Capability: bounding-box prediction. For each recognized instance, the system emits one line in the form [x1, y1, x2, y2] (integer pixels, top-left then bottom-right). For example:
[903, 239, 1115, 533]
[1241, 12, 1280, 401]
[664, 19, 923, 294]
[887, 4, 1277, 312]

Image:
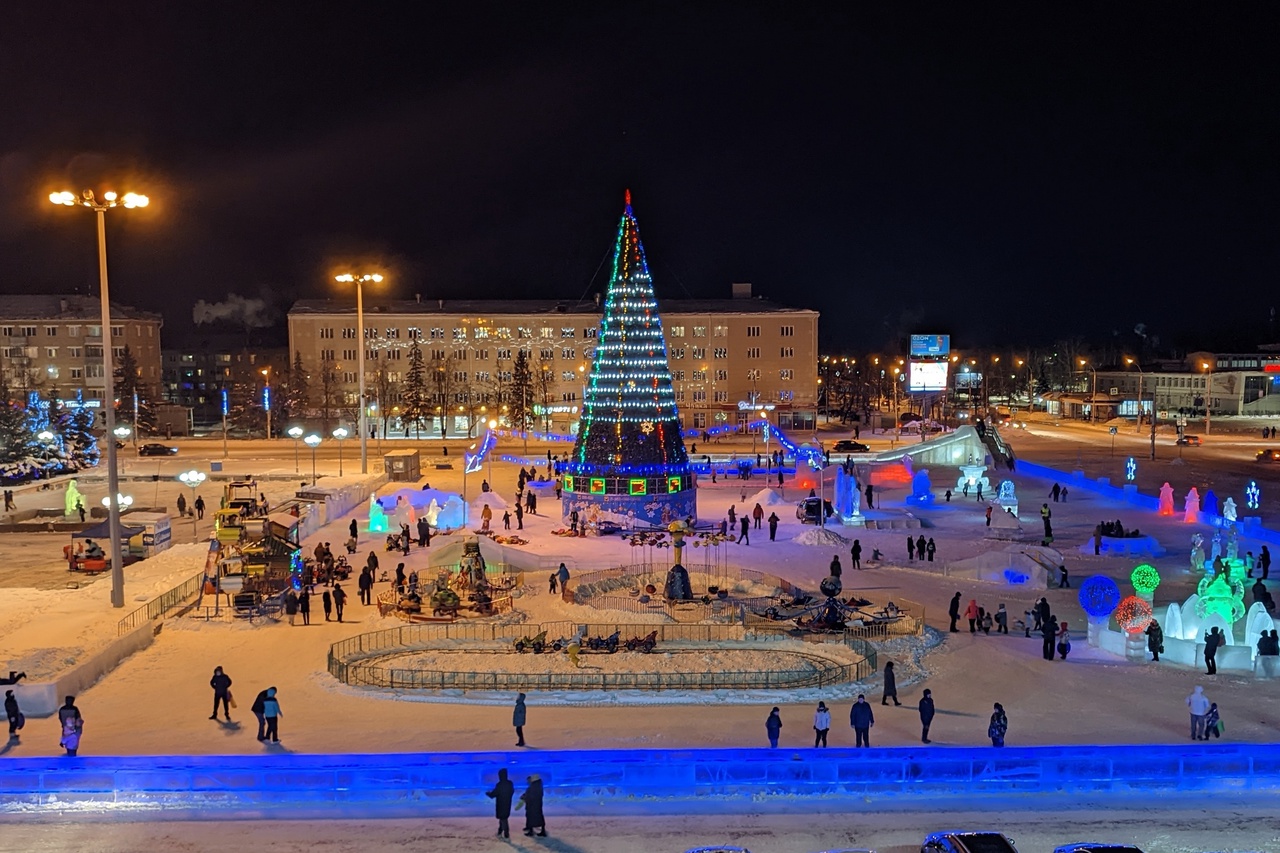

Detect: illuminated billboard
[908, 360, 950, 392]
[910, 334, 951, 357]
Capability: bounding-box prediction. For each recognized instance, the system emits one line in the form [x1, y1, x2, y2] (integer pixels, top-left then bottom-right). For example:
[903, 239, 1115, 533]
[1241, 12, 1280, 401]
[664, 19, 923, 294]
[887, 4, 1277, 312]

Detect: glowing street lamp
[50, 188, 148, 608]
[287, 426, 304, 474]
[332, 426, 349, 476]
[1200, 361, 1213, 435]
[486, 419, 498, 483]
[260, 368, 272, 439]
[304, 433, 322, 485]
[101, 493, 133, 510]
[177, 469, 206, 537]
[113, 425, 132, 478]
[335, 273, 383, 475]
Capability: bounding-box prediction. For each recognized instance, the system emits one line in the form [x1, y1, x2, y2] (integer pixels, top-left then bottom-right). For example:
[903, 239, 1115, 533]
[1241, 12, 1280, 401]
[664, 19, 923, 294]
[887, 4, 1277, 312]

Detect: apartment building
[0, 295, 162, 420]
[286, 284, 818, 437]
[161, 335, 289, 428]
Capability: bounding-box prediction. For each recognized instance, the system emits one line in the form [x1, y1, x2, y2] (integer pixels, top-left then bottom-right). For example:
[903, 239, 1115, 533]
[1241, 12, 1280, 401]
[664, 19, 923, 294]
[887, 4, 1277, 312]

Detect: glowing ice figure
[1195, 567, 1245, 626]
[1125, 457, 1137, 481]
[368, 495, 389, 533]
[1183, 487, 1200, 523]
[1190, 533, 1205, 574]
[1202, 489, 1218, 519]
[1245, 483, 1259, 512]
[1226, 525, 1239, 562]
[64, 479, 84, 517]
[1209, 530, 1222, 565]
[1228, 493, 1243, 519]
[1164, 602, 1184, 641]
[1158, 482, 1175, 516]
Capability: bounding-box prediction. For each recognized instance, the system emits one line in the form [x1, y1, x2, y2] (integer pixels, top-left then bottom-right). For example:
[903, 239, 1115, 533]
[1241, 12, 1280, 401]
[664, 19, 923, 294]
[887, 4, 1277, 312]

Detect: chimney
[415, 293, 422, 304]
[594, 292, 601, 308]
[732, 282, 753, 299]
[438, 298, 444, 309]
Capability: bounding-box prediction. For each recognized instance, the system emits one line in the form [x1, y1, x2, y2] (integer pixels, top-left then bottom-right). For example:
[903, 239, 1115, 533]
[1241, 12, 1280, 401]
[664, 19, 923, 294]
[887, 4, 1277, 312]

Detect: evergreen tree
[55, 404, 100, 470]
[0, 379, 38, 480]
[402, 340, 428, 438]
[317, 357, 339, 432]
[227, 380, 266, 435]
[282, 351, 310, 423]
[509, 349, 533, 432]
[113, 345, 158, 436]
[429, 350, 455, 436]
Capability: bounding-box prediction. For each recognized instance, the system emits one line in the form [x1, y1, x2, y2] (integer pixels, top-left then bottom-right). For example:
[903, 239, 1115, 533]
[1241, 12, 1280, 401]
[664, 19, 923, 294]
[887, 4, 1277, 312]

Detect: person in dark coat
[1041, 614, 1058, 661]
[322, 589, 333, 622]
[299, 588, 311, 625]
[58, 696, 83, 755]
[850, 540, 862, 569]
[358, 567, 373, 606]
[486, 768, 515, 839]
[948, 592, 962, 633]
[513, 692, 527, 746]
[1204, 626, 1223, 674]
[768, 512, 779, 541]
[988, 702, 1008, 747]
[765, 707, 782, 748]
[915, 534, 926, 562]
[739, 516, 750, 545]
[1036, 597, 1051, 629]
[906, 536, 915, 561]
[829, 555, 842, 578]
[417, 517, 429, 547]
[250, 688, 270, 740]
[1146, 619, 1164, 661]
[5, 689, 21, 739]
[849, 694, 875, 747]
[881, 661, 900, 706]
[519, 774, 546, 837]
[864, 483, 874, 509]
[209, 666, 232, 721]
[918, 688, 935, 743]
[925, 538, 936, 562]
[332, 583, 347, 622]
[395, 563, 407, 594]
[349, 518, 358, 540]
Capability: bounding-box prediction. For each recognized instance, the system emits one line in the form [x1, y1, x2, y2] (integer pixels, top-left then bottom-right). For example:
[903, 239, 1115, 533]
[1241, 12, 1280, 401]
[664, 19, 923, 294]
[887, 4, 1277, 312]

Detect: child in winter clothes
[1203, 703, 1222, 740]
[765, 707, 782, 748]
[980, 610, 993, 635]
[1057, 621, 1072, 659]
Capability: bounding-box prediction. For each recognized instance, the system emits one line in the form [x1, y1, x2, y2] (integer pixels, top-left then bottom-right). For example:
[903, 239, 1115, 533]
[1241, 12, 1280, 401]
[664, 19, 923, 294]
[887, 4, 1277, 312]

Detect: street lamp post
[1126, 358, 1145, 435]
[113, 425, 131, 479]
[288, 426, 304, 474]
[261, 368, 272, 440]
[50, 189, 148, 608]
[178, 470, 206, 539]
[487, 419, 498, 485]
[332, 426, 348, 477]
[1079, 359, 1097, 423]
[1201, 361, 1213, 435]
[335, 273, 383, 475]
[304, 434, 322, 485]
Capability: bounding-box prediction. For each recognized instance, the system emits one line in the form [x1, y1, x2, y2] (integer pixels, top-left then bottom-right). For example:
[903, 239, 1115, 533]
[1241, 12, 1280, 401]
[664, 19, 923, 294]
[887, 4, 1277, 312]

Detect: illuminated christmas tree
[563, 191, 696, 525]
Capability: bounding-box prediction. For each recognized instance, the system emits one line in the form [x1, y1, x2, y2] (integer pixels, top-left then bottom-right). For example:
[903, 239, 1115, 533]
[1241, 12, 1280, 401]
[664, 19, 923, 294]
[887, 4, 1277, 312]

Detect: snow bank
[471, 491, 509, 511]
[747, 488, 788, 507]
[793, 527, 851, 548]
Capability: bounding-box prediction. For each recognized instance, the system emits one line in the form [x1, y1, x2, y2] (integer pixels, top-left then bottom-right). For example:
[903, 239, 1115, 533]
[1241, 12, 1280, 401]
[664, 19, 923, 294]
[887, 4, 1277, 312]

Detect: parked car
[1256, 448, 1280, 463]
[922, 831, 1018, 853]
[1176, 434, 1202, 446]
[833, 440, 870, 453]
[138, 443, 179, 457]
[1053, 845, 1144, 853]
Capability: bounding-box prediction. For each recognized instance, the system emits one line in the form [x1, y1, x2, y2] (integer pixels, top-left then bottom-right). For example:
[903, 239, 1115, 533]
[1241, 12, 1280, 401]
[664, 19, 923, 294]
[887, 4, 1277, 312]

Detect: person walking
[58, 695, 83, 756]
[349, 517, 358, 541]
[299, 587, 311, 626]
[925, 538, 936, 562]
[728, 505, 736, 527]
[739, 516, 750, 546]
[1146, 618, 1164, 662]
[518, 774, 547, 837]
[948, 592, 962, 633]
[994, 603, 1008, 634]
[557, 563, 570, 592]
[812, 701, 830, 748]
[395, 563, 407, 594]
[965, 599, 979, 633]
[176, 493, 187, 518]
[829, 555, 842, 578]
[285, 589, 299, 625]
[401, 523, 412, 556]
[851, 539, 862, 569]
[768, 512, 779, 541]
[366, 551, 380, 581]
[417, 516, 429, 547]
[987, 702, 1008, 747]
[486, 768, 515, 839]
[194, 495, 205, 520]
[332, 583, 347, 622]
[906, 536, 915, 561]
[5, 689, 22, 740]
[513, 692, 528, 746]
[322, 589, 333, 622]
[262, 687, 281, 743]
[1186, 685, 1210, 740]
[753, 503, 764, 530]
[864, 484, 874, 509]
[918, 689, 935, 744]
[1040, 504, 1052, 538]
[985, 505, 993, 527]
[1057, 620, 1072, 660]
[1050, 483, 1061, 502]
[209, 666, 233, 721]
[881, 661, 901, 706]
[481, 503, 493, 532]
[549, 573, 558, 594]
[849, 694, 874, 747]
[1058, 565, 1070, 588]
[1203, 703, 1222, 740]
[1041, 614, 1059, 661]
[765, 707, 782, 748]
[514, 502, 524, 530]
[358, 567, 372, 606]
[1204, 626, 1223, 674]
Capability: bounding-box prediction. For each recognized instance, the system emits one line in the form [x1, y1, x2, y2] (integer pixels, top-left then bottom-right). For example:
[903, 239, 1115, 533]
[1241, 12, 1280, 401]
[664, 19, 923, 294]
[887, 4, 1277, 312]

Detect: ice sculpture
[1184, 487, 1200, 523]
[1158, 482, 1175, 516]
[1223, 497, 1238, 523]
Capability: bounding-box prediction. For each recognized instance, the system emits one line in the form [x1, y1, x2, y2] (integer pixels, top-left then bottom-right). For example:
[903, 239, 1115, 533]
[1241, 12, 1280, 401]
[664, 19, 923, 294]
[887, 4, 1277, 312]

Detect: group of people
[947, 593, 1068, 658]
[905, 534, 937, 562]
[767, 688, 1007, 749]
[283, 582, 347, 624]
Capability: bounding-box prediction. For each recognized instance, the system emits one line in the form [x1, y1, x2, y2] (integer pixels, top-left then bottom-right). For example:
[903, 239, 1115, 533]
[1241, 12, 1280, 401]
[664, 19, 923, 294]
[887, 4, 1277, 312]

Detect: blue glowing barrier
[752, 422, 823, 470]
[1078, 575, 1122, 619]
[2, 743, 1276, 817]
[464, 430, 497, 475]
[1002, 569, 1030, 584]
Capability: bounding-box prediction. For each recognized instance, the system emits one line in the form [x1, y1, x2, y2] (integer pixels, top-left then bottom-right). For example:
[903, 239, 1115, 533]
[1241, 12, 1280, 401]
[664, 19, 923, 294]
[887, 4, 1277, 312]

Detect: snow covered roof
[0, 295, 161, 322]
[288, 297, 814, 317]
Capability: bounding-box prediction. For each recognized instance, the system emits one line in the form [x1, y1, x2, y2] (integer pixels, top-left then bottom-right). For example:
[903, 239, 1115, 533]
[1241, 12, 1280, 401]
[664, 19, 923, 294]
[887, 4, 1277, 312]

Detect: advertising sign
[908, 360, 950, 392]
[909, 334, 951, 357]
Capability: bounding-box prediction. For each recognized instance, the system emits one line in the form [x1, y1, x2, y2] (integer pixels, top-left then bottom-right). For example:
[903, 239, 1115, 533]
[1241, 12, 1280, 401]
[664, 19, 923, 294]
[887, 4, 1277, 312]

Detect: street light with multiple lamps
[50, 188, 149, 609]
[287, 426, 304, 474]
[177, 470, 206, 538]
[113, 425, 131, 478]
[1200, 361, 1213, 435]
[335, 273, 383, 476]
[304, 433, 322, 485]
[332, 426, 349, 476]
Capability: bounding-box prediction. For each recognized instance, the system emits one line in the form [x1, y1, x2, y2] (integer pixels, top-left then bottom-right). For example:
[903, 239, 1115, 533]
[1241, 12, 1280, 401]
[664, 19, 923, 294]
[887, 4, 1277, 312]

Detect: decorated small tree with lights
[562, 191, 696, 526]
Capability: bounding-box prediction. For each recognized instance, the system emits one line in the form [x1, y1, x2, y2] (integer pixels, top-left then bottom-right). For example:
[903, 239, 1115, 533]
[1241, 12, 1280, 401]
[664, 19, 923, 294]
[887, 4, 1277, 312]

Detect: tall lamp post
[178, 470, 206, 539]
[1125, 357, 1145, 435]
[304, 433, 322, 485]
[260, 368, 272, 440]
[1201, 361, 1213, 435]
[1079, 359, 1097, 423]
[335, 273, 383, 475]
[113, 425, 132, 479]
[50, 188, 148, 609]
[332, 426, 349, 476]
[288, 426, 304, 474]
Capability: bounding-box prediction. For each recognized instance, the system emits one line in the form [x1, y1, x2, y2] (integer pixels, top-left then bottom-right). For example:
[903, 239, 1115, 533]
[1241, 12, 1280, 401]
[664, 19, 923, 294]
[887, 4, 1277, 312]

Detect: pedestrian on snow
[557, 563, 570, 590]
[358, 567, 372, 606]
[925, 538, 936, 562]
[739, 516, 750, 545]
[1146, 619, 1164, 661]
[945, 489, 952, 502]
[1037, 597, 1051, 629]
[906, 536, 915, 561]
[1203, 703, 1222, 740]
[299, 588, 311, 625]
[401, 523, 412, 555]
[948, 592, 962, 633]
[1260, 545, 1272, 579]
[549, 573, 558, 594]
[5, 689, 22, 739]
[768, 513, 779, 541]
[194, 495, 205, 519]
[1040, 504, 1053, 538]
[1057, 620, 1072, 659]
[1058, 565, 1070, 588]
[1041, 614, 1059, 661]
[1204, 626, 1223, 674]
[332, 583, 347, 622]
[1061, 486, 1068, 501]
[995, 603, 1008, 634]
[209, 666, 233, 721]
[813, 702, 831, 747]
[915, 534, 926, 561]
[1051, 483, 1061, 502]
[976, 482, 984, 501]
[881, 661, 900, 706]
[58, 695, 83, 756]
[77, 500, 86, 523]
[766, 707, 782, 748]
[988, 703, 1008, 747]
[349, 518, 358, 540]
[865, 484, 874, 509]
[514, 502, 523, 530]
[829, 555, 842, 578]
[322, 589, 333, 622]
[963, 482, 971, 499]
[177, 493, 187, 517]
[250, 688, 269, 740]
[1187, 685, 1210, 740]
[728, 505, 736, 526]
[481, 503, 493, 531]
[395, 563, 407, 593]
[965, 599, 979, 633]
[285, 589, 299, 625]
[981, 609, 994, 635]
[502, 510, 511, 530]
[849, 694, 875, 747]
[513, 692, 527, 746]
[851, 539, 862, 569]
[985, 505, 993, 527]
[262, 687, 281, 743]
[366, 550, 379, 579]
[518, 774, 547, 837]
[417, 516, 429, 547]
[753, 503, 764, 529]
[918, 689, 935, 743]
[487, 768, 515, 839]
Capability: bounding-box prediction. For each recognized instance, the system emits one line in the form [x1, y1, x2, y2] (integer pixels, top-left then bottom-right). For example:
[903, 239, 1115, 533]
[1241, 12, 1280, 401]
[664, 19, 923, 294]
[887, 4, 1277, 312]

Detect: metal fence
[117, 571, 206, 636]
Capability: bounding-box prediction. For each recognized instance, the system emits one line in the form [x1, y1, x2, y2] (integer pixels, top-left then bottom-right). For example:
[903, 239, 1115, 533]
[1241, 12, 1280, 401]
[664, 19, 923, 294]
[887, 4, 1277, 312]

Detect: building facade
[161, 335, 289, 429]
[0, 295, 162, 422]
[286, 285, 819, 438]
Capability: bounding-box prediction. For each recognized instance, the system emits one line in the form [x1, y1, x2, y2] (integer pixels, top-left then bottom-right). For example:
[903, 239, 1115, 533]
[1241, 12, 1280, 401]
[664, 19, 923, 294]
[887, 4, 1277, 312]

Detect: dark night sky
[2, 2, 1278, 350]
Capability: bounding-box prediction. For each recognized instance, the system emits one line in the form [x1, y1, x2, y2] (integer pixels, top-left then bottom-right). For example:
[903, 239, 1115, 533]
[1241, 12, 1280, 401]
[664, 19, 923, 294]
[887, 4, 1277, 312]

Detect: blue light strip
[464, 430, 498, 474]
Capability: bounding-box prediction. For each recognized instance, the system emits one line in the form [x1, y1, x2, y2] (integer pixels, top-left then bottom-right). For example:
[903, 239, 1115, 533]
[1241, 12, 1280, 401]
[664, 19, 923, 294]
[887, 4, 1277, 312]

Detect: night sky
[3, 3, 1277, 350]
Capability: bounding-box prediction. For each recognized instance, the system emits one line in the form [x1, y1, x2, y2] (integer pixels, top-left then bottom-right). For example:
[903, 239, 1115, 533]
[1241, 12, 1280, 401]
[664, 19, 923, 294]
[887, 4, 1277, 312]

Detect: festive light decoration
[1078, 575, 1122, 619]
[464, 430, 498, 475]
[1114, 595, 1154, 634]
[564, 191, 695, 523]
[1125, 457, 1137, 481]
[1247, 480, 1261, 511]
[1195, 567, 1245, 625]
[749, 420, 823, 469]
[1130, 564, 1161, 595]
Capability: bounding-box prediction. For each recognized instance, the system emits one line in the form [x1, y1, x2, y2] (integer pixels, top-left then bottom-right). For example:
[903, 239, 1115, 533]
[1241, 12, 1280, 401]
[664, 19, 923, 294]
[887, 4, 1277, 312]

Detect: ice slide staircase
[868, 425, 1001, 468]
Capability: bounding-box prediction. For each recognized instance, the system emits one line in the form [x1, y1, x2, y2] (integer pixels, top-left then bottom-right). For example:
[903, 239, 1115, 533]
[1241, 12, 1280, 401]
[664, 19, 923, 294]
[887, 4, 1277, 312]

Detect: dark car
[1257, 448, 1280, 463]
[833, 440, 870, 453]
[922, 831, 1018, 853]
[1176, 435, 1202, 446]
[1052, 845, 1143, 853]
[138, 443, 179, 457]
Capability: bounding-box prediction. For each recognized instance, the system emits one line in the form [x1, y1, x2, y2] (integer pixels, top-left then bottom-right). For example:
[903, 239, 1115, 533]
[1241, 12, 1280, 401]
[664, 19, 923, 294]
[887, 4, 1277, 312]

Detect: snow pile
[747, 488, 789, 507]
[470, 491, 508, 511]
[793, 527, 851, 548]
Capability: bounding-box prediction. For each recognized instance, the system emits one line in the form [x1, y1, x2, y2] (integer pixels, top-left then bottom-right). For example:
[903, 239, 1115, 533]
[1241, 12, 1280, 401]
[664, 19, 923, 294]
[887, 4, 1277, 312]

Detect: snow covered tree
[281, 351, 310, 424]
[55, 403, 100, 470]
[113, 345, 157, 436]
[509, 349, 533, 432]
[227, 380, 266, 435]
[402, 340, 428, 438]
[0, 381, 39, 481]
